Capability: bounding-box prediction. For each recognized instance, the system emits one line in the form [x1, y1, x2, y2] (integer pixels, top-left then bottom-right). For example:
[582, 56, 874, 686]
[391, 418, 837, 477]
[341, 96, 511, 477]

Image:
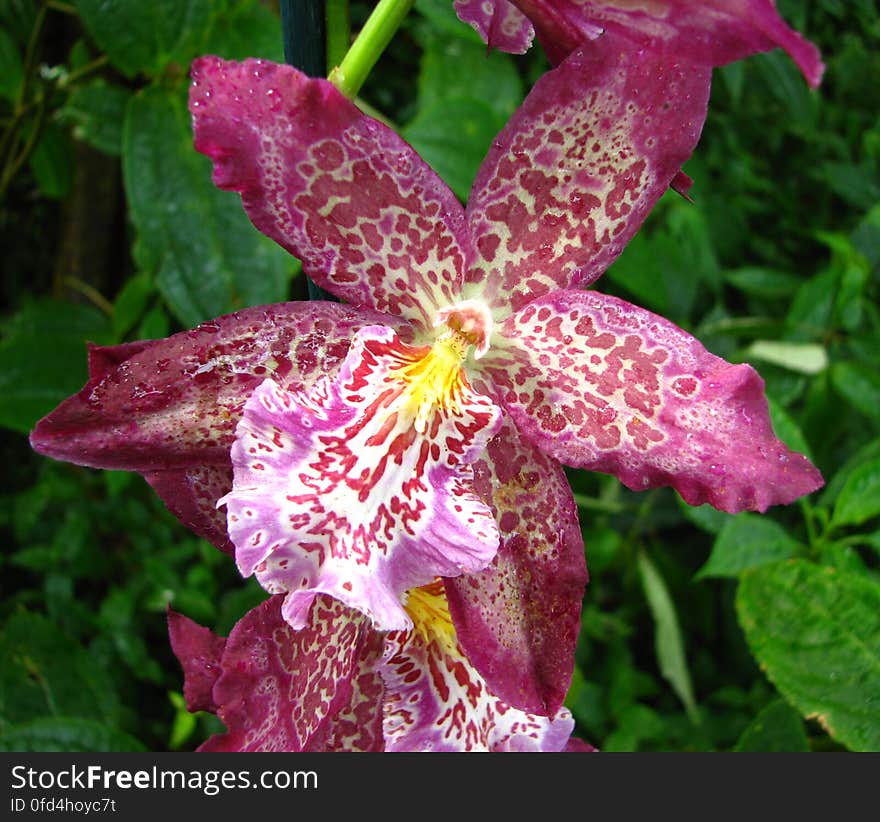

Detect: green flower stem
[328, 0, 414, 99]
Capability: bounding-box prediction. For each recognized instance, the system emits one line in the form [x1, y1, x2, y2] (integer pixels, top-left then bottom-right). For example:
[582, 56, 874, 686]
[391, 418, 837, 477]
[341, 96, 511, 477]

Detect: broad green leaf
[62, 81, 131, 156]
[0, 299, 112, 434]
[737, 560, 880, 752]
[696, 514, 802, 580]
[201, 0, 284, 62]
[123, 85, 294, 327]
[637, 552, 699, 722]
[402, 97, 501, 202]
[0, 612, 120, 725]
[0, 718, 145, 752]
[723, 266, 803, 299]
[733, 699, 810, 752]
[74, 0, 214, 78]
[418, 37, 523, 122]
[744, 340, 828, 375]
[830, 362, 880, 425]
[831, 458, 880, 528]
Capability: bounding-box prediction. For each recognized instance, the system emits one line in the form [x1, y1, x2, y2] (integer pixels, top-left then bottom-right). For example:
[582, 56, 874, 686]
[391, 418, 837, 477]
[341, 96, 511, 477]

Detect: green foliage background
[1, 0, 878, 751]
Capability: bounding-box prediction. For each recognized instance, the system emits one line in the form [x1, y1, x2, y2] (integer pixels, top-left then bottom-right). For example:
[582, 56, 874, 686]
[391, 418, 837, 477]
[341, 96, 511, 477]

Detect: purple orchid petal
[512, 0, 824, 86]
[29, 302, 400, 550]
[381, 582, 578, 751]
[453, 0, 535, 54]
[167, 609, 226, 713]
[190, 57, 471, 332]
[463, 33, 710, 314]
[483, 289, 823, 513]
[222, 325, 503, 632]
[444, 416, 586, 716]
[190, 595, 380, 752]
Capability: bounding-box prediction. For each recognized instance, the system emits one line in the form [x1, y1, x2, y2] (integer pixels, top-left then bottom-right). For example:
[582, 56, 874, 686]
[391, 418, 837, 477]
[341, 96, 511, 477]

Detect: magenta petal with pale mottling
[222, 325, 503, 632]
[196, 596, 381, 752]
[483, 290, 823, 513]
[167, 609, 226, 713]
[381, 586, 577, 751]
[444, 416, 586, 716]
[453, 0, 534, 54]
[463, 34, 710, 314]
[511, 0, 824, 86]
[29, 302, 399, 550]
[190, 56, 471, 333]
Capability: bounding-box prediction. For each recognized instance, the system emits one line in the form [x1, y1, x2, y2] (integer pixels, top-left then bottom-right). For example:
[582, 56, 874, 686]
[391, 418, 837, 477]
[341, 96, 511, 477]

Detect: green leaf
[676, 498, 733, 535]
[402, 97, 501, 202]
[112, 271, 155, 339]
[830, 362, 880, 425]
[61, 81, 131, 156]
[28, 124, 74, 199]
[201, 0, 284, 62]
[743, 340, 828, 375]
[74, 0, 214, 78]
[696, 514, 802, 580]
[0, 612, 120, 725]
[723, 266, 803, 300]
[0, 299, 112, 434]
[0, 27, 23, 102]
[637, 552, 699, 722]
[733, 699, 810, 751]
[123, 85, 293, 327]
[737, 560, 880, 751]
[831, 458, 880, 528]
[767, 395, 814, 460]
[0, 718, 145, 752]
[418, 37, 523, 122]
[414, 0, 483, 42]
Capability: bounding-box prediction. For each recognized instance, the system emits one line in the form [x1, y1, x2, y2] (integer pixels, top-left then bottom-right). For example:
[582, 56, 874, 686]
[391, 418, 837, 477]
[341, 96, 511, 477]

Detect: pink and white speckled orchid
[455, 0, 824, 86]
[29, 31, 823, 720]
[168, 581, 593, 751]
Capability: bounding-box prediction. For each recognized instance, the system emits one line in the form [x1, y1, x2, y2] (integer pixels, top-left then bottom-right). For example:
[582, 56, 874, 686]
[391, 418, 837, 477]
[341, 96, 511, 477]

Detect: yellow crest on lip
[395, 336, 467, 434]
[404, 580, 457, 652]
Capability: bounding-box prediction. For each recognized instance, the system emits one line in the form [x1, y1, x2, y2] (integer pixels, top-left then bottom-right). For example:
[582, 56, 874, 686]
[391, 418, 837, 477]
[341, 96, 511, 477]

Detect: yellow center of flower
[397, 335, 467, 434]
[404, 580, 458, 652]
[394, 299, 495, 434]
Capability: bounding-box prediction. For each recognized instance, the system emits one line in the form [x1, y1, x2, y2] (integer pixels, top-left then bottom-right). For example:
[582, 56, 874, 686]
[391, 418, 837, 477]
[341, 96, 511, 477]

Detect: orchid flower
[168, 580, 594, 751]
[30, 32, 822, 717]
[454, 0, 824, 87]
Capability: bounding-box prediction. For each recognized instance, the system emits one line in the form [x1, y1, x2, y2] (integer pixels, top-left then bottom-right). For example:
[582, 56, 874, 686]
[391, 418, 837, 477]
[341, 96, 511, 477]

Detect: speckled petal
[190, 56, 470, 332]
[381, 582, 577, 751]
[444, 416, 586, 716]
[29, 302, 401, 550]
[463, 33, 710, 315]
[512, 0, 824, 86]
[193, 595, 380, 752]
[222, 326, 503, 632]
[167, 609, 227, 713]
[453, 0, 534, 54]
[482, 289, 824, 513]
